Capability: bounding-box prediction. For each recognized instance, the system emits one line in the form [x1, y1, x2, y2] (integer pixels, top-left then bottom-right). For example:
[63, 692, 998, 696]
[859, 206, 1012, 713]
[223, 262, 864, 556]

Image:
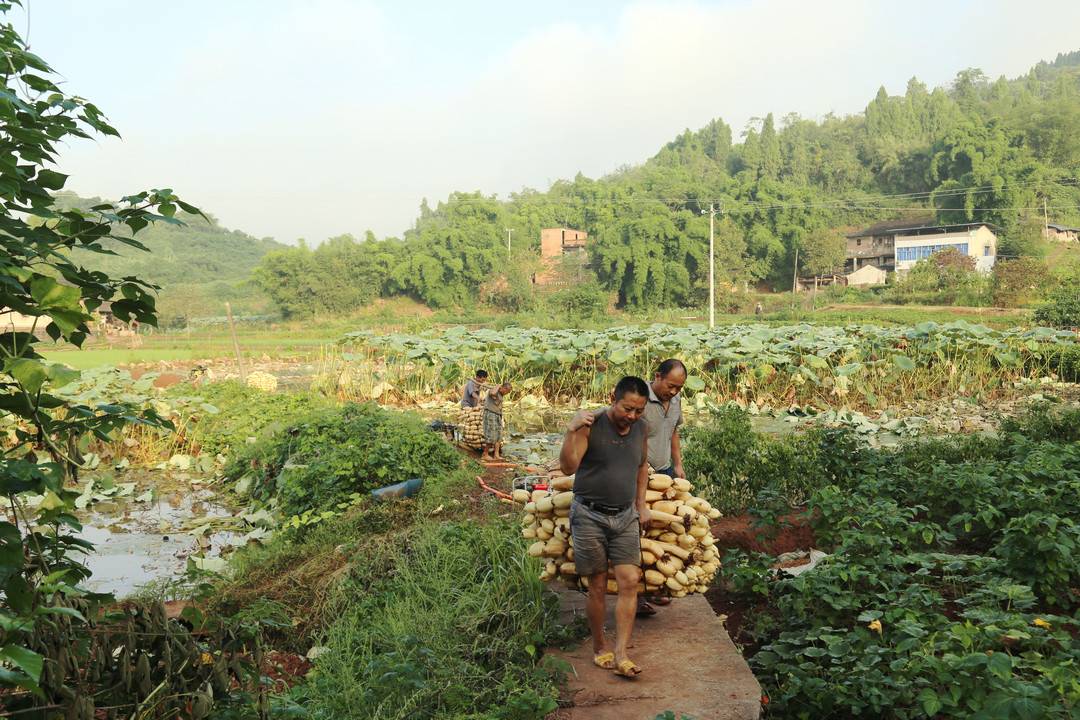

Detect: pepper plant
[0, 0, 202, 704]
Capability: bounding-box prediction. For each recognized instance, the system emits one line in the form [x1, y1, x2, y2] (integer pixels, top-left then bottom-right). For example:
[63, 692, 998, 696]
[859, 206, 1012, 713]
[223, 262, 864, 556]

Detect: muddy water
[77, 490, 240, 597]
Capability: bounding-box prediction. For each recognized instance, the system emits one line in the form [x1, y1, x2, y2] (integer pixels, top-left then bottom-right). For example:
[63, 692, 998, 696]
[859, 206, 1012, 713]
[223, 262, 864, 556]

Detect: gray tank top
[573, 410, 644, 507]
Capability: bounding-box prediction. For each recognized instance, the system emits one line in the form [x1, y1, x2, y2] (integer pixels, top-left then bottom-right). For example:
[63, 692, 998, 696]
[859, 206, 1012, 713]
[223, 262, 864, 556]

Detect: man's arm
[670, 428, 684, 479]
[559, 411, 595, 475]
[636, 435, 651, 528]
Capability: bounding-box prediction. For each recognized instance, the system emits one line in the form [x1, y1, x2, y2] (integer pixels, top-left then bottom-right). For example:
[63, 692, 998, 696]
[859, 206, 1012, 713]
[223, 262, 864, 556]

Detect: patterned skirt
[483, 410, 503, 443]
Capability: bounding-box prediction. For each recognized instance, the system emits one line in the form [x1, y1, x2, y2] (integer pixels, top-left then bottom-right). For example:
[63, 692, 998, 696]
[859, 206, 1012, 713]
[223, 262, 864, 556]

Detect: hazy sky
[15, 0, 1080, 243]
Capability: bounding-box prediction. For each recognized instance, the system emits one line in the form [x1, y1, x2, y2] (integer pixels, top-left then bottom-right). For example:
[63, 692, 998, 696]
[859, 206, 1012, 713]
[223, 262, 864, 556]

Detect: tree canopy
[254, 51, 1080, 315]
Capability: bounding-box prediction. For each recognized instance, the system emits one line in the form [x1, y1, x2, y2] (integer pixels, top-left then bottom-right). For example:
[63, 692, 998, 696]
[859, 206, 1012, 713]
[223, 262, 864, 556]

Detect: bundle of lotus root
[459, 406, 485, 448]
[515, 473, 722, 596]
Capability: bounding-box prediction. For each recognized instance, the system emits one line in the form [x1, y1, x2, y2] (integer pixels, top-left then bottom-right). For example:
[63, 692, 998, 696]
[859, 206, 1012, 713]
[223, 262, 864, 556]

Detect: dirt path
[819, 303, 1028, 317]
[547, 587, 762, 720]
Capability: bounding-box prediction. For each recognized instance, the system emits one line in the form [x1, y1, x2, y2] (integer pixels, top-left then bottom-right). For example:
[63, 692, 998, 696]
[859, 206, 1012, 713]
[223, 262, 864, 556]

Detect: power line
[420, 178, 1080, 215]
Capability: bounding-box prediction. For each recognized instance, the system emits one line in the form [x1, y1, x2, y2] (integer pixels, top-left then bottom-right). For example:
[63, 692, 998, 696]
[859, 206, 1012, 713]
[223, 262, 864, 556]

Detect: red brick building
[534, 228, 589, 286]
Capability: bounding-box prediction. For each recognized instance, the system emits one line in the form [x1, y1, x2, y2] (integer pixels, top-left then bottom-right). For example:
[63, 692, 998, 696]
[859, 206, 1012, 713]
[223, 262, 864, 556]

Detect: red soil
[710, 511, 816, 556]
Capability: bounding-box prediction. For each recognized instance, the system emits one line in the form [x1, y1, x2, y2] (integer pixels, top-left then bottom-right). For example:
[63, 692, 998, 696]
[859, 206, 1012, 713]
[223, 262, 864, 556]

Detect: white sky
[16, 0, 1080, 243]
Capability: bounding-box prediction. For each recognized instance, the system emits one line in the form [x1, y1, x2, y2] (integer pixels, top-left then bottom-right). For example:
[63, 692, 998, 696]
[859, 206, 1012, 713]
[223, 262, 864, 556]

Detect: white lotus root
[459, 406, 485, 448]
[517, 473, 723, 597]
[245, 371, 278, 393]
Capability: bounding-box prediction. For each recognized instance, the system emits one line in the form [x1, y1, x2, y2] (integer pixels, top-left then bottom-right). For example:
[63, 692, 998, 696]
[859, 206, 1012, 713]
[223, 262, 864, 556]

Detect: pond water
[76, 488, 240, 597]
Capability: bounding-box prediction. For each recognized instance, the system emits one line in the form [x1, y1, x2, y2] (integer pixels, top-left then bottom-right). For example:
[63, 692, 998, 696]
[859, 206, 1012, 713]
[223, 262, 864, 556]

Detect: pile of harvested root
[514, 473, 722, 596]
[459, 406, 484, 448]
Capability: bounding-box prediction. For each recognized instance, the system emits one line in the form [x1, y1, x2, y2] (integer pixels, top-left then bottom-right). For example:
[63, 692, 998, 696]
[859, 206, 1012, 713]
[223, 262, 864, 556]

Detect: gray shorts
[569, 500, 641, 576]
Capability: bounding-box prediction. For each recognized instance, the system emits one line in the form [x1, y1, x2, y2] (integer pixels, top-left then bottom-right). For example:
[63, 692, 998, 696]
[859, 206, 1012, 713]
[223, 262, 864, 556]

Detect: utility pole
[505, 228, 514, 261]
[224, 301, 245, 382]
[791, 246, 799, 295]
[1043, 197, 1050, 240]
[708, 204, 716, 328]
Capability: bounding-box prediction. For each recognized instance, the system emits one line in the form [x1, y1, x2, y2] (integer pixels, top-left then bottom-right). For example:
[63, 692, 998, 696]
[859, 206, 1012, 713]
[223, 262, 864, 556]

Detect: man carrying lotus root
[559, 375, 651, 679]
[637, 357, 687, 617]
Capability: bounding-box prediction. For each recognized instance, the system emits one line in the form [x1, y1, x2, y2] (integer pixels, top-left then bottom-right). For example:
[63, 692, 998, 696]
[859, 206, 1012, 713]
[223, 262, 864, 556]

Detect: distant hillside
[56, 191, 285, 287]
[252, 48, 1080, 315]
[53, 192, 285, 323]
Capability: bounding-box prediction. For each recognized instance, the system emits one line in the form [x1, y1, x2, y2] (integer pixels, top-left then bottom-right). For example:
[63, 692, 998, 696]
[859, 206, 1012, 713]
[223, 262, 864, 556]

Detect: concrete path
[546, 588, 762, 720]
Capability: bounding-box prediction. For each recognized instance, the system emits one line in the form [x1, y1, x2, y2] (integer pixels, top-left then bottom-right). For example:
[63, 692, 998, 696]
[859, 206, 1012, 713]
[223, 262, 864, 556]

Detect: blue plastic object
[370, 478, 424, 500]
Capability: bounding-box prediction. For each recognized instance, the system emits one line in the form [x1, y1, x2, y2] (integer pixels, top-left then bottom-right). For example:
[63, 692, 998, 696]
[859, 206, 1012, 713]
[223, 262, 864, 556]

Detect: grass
[294, 520, 569, 720]
[209, 461, 575, 720]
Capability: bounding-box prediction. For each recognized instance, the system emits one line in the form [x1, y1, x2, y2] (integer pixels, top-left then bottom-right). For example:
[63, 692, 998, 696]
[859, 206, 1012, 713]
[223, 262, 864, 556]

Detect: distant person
[754, 302, 763, 316]
[560, 375, 650, 679]
[481, 382, 512, 462]
[461, 369, 489, 408]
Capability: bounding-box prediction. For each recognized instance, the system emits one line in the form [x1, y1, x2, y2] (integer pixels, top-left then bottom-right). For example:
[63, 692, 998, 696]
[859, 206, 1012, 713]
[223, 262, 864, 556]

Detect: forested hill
[255, 49, 1080, 316]
[56, 191, 285, 287]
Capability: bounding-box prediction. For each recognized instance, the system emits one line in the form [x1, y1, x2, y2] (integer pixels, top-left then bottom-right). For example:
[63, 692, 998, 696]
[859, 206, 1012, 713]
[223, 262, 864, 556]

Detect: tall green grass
[296, 520, 571, 720]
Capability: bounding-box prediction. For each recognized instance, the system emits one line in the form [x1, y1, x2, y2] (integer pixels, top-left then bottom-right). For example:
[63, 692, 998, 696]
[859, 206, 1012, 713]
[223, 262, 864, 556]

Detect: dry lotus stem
[516, 472, 722, 596]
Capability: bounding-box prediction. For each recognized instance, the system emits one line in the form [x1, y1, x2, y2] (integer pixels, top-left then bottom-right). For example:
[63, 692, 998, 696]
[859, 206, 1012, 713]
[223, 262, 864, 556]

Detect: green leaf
[1009, 697, 1043, 720]
[29, 276, 80, 311]
[683, 375, 705, 392]
[987, 651, 1012, 679]
[892, 354, 916, 372]
[5, 358, 47, 395]
[38, 491, 64, 511]
[46, 364, 79, 389]
[918, 688, 942, 716]
[36, 606, 86, 623]
[0, 645, 44, 682]
[34, 169, 67, 191]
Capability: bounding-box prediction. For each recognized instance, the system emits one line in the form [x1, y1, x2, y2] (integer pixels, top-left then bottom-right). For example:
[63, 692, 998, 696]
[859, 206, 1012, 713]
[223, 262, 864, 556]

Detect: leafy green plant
[745, 407, 1080, 717]
[227, 403, 461, 516]
[0, 4, 241, 714]
[546, 281, 610, 319]
[1033, 281, 1080, 329]
[682, 406, 860, 514]
[340, 320, 1076, 409]
[175, 379, 331, 456]
[294, 520, 570, 720]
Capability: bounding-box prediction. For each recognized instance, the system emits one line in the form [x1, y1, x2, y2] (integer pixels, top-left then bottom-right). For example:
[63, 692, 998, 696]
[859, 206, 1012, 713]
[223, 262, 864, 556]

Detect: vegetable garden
[700, 405, 1080, 718]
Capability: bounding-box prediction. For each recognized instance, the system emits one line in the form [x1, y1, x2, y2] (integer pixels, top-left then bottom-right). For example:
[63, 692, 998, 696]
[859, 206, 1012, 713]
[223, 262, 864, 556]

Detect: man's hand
[673, 463, 685, 480]
[637, 505, 651, 530]
[567, 410, 596, 433]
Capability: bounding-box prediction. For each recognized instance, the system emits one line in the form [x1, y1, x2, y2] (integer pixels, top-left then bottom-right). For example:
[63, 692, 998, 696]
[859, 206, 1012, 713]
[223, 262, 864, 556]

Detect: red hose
[476, 475, 514, 501]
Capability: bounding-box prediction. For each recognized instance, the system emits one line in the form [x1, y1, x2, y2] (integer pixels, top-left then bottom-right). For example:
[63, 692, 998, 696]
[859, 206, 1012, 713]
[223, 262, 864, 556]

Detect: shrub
[481, 268, 537, 313]
[174, 380, 331, 456]
[682, 406, 858, 514]
[228, 403, 461, 516]
[1033, 282, 1080, 328]
[546, 281, 609, 319]
[990, 257, 1049, 307]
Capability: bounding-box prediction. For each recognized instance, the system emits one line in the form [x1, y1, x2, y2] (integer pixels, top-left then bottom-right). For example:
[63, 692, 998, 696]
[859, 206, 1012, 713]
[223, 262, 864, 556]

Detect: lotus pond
[340, 321, 1079, 408]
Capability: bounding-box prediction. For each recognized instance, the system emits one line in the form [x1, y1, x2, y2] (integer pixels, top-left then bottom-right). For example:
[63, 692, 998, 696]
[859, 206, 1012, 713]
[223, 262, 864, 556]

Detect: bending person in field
[636, 357, 687, 617]
[461, 369, 488, 408]
[481, 382, 511, 462]
[559, 376, 651, 679]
